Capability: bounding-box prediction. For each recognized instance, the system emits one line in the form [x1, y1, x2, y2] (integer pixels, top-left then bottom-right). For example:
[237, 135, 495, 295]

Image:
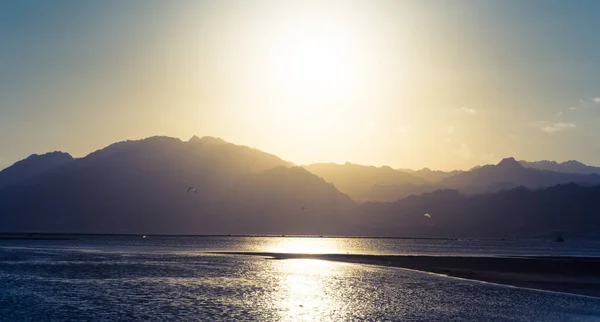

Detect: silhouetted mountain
[0, 152, 74, 188]
[2, 137, 600, 238]
[355, 183, 600, 238]
[0, 136, 351, 235]
[188, 135, 228, 145]
[358, 158, 600, 202]
[439, 157, 600, 191]
[520, 160, 600, 175]
[304, 163, 427, 201]
[363, 183, 439, 202]
[215, 166, 355, 235]
[407, 168, 463, 182]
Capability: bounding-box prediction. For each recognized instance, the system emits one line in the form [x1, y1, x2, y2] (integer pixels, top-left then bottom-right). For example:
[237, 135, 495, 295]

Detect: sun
[257, 9, 370, 143]
[209, 2, 400, 162]
[268, 27, 352, 100]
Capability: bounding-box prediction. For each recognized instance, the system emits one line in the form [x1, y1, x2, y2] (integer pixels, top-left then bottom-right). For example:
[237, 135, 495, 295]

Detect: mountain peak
[496, 157, 524, 169]
[188, 136, 228, 145]
[564, 160, 584, 166]
[519, 159, 600, 174]
[188, 135, 201, 142]
[23, 151, 73, 161]
[0, 151, 74, 188]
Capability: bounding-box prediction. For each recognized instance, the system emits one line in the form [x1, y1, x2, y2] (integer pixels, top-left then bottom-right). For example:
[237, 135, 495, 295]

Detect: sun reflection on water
[272, 259, 347, 321]
[265, 237, 344, 254]
[260, 238, 353, 320]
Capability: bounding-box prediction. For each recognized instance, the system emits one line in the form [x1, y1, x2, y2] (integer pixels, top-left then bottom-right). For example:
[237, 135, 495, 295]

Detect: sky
[1, 0, 600, 171]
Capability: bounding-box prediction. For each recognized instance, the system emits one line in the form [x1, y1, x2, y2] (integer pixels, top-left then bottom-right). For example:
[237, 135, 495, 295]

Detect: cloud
[448, 125, 455, 135]
[534, 121, 577, 133]
[568, 106, 577, 111]
[460, 107, 476, 114]
[593, 97, 600, 103]
[555, 111, 563, 116]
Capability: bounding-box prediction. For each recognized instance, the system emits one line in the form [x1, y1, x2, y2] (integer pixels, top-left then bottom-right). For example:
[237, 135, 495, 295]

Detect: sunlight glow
[207, 2, 407, 160]
[266, 237, 343, 254]
[266, 17, 357, 102]
[273, 259, 344, 321]
[259, 8, 372, 144]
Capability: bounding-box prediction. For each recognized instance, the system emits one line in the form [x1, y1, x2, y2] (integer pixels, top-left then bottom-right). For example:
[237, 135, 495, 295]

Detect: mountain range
[1, 135, 600, 238]
[519, 160, 600, 175]
[305, 157, 600, 202]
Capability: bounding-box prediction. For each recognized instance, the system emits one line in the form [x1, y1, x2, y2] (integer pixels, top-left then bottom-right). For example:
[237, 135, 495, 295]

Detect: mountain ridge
[0, 136, 349, 235]
[2, 136, 600, 238]
[520, 159, 600, 175]
[0, 151, 74, 188]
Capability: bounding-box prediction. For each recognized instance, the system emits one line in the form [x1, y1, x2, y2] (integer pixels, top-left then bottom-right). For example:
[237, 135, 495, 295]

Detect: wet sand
[214, 252, 600, 298]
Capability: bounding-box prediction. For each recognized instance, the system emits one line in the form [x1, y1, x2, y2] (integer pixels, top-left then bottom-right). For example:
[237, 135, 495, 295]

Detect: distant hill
[356, 157, 600, 202]
[215, 166, 355, 235]
[0, 152, 74, 188]
[439, 157, 600, 191]
[407, 168, 463, 182]
[520, 160, 600, 175]
[2, 136, 600, 238]
[355, 183, 600, 238]
[303, 163, 427, 201]
[0, 136, 352, 235]
[363, 183, 439, 202]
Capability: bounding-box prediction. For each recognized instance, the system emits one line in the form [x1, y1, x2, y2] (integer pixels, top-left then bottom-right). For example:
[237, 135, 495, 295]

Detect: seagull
[187, 187, 197, 193]
[301, 206, 308, 212]
[424, 213, 431, 218]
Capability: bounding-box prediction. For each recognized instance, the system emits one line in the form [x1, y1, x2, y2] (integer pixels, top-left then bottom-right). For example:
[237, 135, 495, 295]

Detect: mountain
[215, 166, 355, 235]
[303, 163, 427, 201]
[363, 183, 439, 202]
[3, 137, 600, 238]
[0, 151, 74, 188]
[520, 160, 600, 175]
[0, 136, 353, 235]
[304, 158, 600, 203]
[408, 168, 463, 182]
[439, 157, 600, 192]
[355, 183, 600, 238]
[359, 157, 600, 202]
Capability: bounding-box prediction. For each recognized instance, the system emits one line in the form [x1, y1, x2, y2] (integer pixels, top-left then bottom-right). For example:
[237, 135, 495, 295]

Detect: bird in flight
[301, 206, 308, 212]
[424, 213, 431, 218]
[187, 187, 197, 193]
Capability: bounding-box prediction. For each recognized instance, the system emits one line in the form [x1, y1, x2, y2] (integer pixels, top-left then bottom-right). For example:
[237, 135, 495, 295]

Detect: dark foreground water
[1, 236, 600, 321]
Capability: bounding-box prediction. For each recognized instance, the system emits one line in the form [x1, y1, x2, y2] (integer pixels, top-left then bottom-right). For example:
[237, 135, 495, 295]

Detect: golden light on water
[263, 238, 353, 319]
[265, 237, 344, 254]
[273, 259, 345, 321]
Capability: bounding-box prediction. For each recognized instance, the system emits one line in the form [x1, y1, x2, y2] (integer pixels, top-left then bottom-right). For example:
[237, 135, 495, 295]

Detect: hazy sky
[2, 0, 600, 171]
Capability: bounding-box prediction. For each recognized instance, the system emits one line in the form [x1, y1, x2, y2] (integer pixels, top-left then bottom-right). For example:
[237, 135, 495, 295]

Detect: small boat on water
[555, 235, 565, 243]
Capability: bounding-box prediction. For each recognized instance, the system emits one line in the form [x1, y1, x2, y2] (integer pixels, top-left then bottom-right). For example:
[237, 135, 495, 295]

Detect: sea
[1, 236, 600, 321]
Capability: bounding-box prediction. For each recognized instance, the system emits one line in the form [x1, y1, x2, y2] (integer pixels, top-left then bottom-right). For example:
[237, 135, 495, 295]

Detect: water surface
[1, 236, 600, 321]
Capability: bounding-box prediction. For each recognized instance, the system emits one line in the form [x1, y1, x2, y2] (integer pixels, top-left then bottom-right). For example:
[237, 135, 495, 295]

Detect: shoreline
[0, 233, 459, 240]
[213, 252, 600, 298]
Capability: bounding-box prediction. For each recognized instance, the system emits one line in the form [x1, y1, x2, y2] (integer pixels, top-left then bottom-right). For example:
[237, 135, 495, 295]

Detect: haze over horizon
[3, 134, 600, 173]
[3, 0, 600, 171]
